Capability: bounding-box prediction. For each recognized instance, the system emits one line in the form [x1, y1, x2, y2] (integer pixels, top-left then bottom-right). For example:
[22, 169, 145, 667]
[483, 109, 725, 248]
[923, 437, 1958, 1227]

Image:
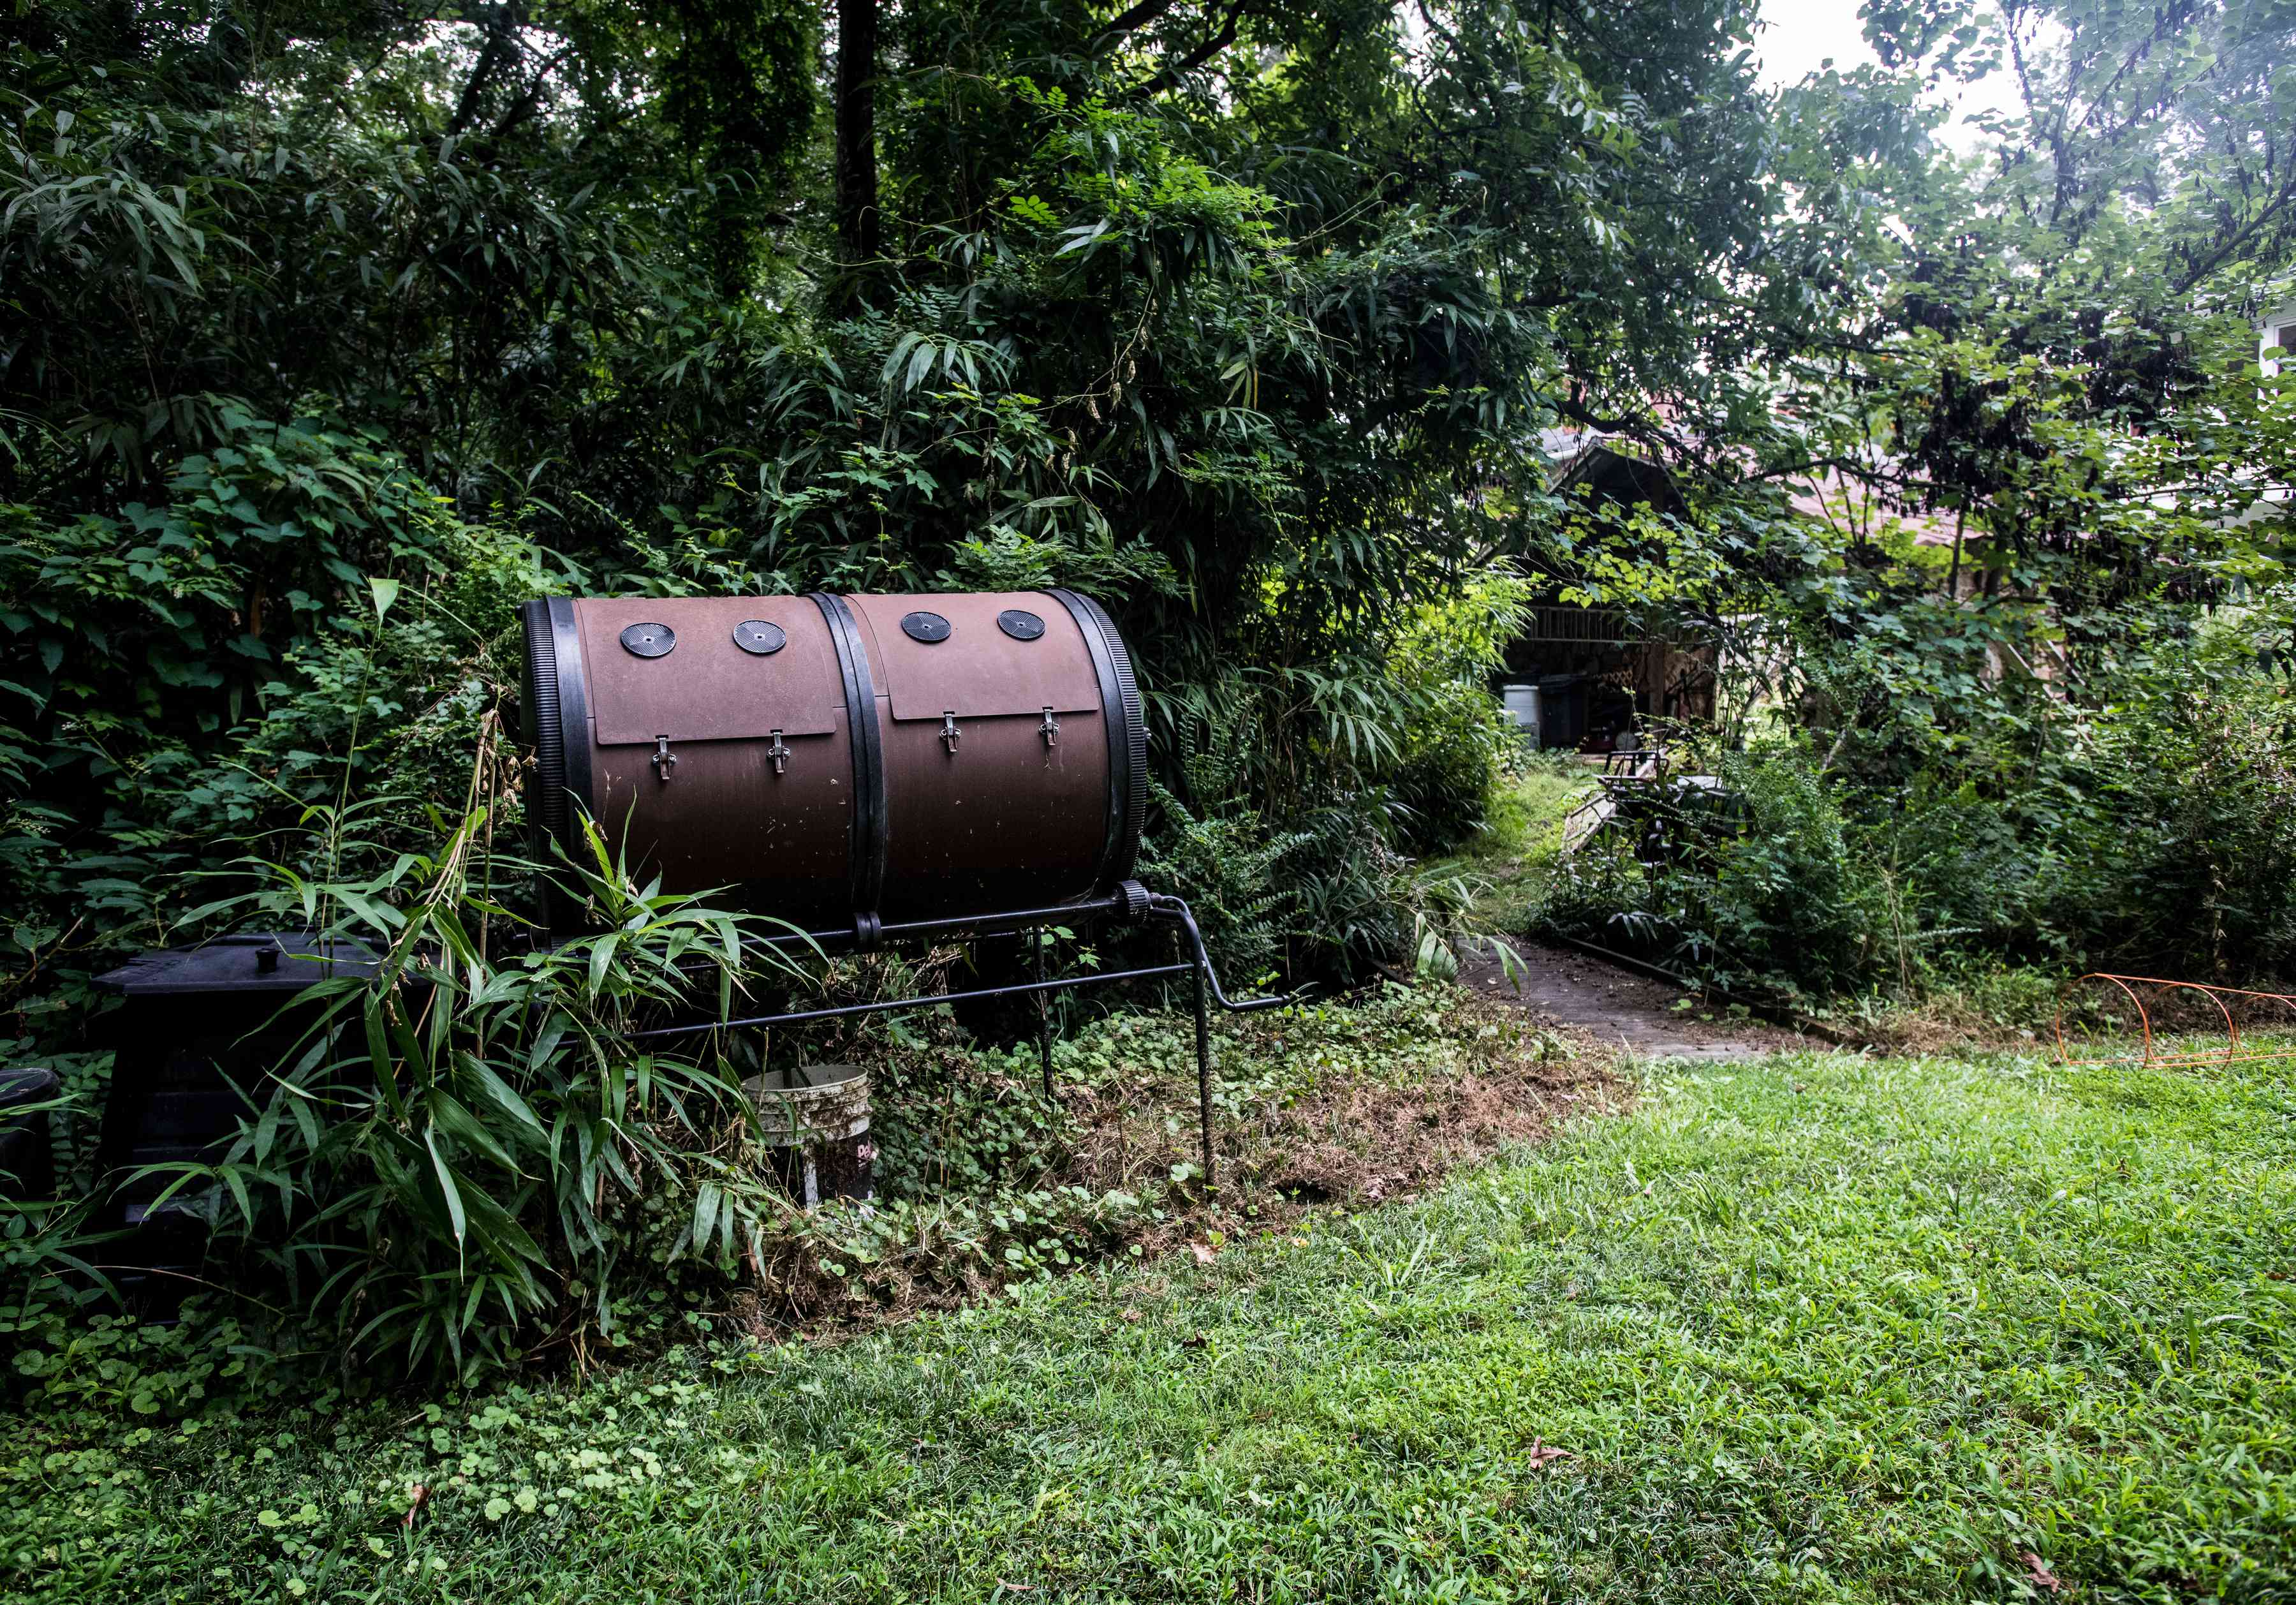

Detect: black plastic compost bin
[0, 1065, 59, 1200]
[91, 934, 376, 1303]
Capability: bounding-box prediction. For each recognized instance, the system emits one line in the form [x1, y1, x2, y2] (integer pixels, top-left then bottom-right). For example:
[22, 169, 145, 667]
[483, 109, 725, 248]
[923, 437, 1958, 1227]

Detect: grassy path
[24, 1046, 2296, 1602]
[1422, 764, 1593, 935]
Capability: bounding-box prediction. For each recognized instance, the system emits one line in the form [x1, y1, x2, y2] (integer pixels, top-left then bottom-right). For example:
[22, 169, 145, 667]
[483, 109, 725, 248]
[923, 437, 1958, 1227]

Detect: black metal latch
[767, 729, 790, 774]
[652, 735, 677, 781]
[1040, 707, 1058, 748]
[941, 711, 961, 754]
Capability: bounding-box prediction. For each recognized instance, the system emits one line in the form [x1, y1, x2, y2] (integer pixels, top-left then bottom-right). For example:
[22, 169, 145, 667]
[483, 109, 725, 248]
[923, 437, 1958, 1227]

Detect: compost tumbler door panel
[577, 596, 839, 745]
[834, 593, 1110, 916]
[872, 710, 1109, 917]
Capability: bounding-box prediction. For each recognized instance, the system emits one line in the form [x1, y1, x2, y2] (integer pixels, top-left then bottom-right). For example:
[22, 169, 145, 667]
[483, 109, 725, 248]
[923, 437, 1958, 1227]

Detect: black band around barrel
[1048, 589, 1145, 892]
[810, 593, 888, 929]
[519, 599, 594, 875]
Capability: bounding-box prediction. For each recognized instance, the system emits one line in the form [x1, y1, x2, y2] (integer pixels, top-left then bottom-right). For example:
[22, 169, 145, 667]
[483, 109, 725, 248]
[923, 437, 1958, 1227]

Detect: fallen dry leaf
[2022, 1552, 2061, 1593]
[402, 1484, 428, 1527]
[1524, 1440, 1571, 1469]
[1189, 1241, 1217, 1265]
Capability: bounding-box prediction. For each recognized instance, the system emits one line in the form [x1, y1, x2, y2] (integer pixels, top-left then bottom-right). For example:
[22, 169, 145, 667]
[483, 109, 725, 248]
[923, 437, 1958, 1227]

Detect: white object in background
[1499, 683, 1540, 741]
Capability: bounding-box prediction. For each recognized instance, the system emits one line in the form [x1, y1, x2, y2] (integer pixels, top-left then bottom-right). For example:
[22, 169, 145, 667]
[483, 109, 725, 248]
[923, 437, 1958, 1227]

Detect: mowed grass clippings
[15, 1046, 2296, 1603]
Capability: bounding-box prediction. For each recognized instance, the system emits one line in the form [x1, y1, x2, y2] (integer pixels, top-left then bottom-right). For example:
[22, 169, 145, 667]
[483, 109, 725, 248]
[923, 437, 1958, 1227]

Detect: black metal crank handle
[1145, 894, 1295, 1014]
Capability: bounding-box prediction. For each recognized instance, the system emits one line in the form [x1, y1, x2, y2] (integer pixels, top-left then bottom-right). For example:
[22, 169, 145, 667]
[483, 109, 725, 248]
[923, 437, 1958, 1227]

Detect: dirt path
[1456, 941, 1802, 1062]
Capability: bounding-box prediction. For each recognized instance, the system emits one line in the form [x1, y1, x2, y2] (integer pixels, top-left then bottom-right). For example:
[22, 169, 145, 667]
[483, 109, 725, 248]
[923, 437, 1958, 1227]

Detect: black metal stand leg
[1193, 955, 1214, 1192]
[1034, 929, 1054, 1103]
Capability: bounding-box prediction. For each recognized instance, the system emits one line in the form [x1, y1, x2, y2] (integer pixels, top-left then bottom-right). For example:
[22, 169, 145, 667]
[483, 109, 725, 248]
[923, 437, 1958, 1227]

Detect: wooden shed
[1499, 441, 1718, 751]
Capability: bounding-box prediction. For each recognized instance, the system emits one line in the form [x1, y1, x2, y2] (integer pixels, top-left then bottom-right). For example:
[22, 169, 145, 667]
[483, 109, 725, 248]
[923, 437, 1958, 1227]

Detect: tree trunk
[834, 0, 880, 295]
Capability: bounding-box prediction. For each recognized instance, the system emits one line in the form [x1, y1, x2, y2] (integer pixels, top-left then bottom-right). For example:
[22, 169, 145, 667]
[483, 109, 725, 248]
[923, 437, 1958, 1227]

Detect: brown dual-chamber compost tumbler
[518, 589, 1146, 940]
[519, 587, 1284, 1185]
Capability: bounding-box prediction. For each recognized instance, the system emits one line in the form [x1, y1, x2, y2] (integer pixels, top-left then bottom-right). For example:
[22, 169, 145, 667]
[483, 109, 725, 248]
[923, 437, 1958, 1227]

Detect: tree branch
[1091, 0, 1181, 54]
[2170, 161, 2296, 297]
[483, 45, 575, 149]
[1126, 0, 1247, 100]
[445, 13, 517, 140]
[1413, 0, 1464, 55]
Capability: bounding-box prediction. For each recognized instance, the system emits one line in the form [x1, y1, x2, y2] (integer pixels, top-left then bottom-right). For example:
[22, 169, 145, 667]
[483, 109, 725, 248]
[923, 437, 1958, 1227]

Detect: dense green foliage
[6, 0, 2287, 1006]
[10, 0, 1745, 1383]
[4, 0, 2295, 1443]
[13, 1042, 2296, 1601]
[1, 0, 1803, 1012]
[1521, 0, 2296, 1001]
[3, 965, 1557, 1390]
[1544, 596, 2296, 1003]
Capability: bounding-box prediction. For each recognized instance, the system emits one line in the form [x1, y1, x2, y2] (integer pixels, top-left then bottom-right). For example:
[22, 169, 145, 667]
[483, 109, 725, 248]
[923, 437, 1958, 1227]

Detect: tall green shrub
[149, 811, 809, 1382]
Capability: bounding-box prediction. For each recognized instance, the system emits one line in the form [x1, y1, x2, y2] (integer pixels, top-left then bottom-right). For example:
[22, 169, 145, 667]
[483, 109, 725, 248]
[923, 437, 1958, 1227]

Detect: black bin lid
[0, 1065, 58, 1109]
[92, 934, 380, 997]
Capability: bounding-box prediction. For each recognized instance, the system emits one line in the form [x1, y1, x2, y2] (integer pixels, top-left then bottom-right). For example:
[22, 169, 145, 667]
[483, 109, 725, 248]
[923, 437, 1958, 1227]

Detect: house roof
[1545, 438, 1689, 520]
[1539, 425, 1970, 546]
[1787, 469, 1969, 547]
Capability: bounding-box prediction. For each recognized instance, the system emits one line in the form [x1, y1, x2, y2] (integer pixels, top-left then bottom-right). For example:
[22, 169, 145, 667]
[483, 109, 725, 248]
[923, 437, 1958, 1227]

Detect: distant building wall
[1501, 605, 1716, 747]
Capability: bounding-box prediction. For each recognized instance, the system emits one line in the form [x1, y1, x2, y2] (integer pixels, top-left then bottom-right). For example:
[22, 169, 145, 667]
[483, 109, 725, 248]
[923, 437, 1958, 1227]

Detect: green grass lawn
[15, 1042, 2296, 1602]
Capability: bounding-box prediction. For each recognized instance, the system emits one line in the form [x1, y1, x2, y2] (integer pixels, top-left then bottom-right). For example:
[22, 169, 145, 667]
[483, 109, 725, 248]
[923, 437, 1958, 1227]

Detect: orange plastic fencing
[2053, 973, 2296, 1072]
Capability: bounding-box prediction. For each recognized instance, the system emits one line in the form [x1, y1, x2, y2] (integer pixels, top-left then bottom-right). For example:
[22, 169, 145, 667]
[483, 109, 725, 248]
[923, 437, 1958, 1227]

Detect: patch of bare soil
[1847, 1005, 2038, 1057]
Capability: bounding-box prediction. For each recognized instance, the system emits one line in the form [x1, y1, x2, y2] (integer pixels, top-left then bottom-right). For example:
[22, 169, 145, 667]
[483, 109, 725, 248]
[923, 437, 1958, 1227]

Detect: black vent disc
[619, 622, 675, 658]
[733, 619, 787, 655]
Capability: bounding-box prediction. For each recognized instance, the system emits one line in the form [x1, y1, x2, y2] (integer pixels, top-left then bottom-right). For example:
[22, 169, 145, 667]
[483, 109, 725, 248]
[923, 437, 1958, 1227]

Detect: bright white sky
[1753, 0, 1892, 84]
[1753, 0, 2029, 154]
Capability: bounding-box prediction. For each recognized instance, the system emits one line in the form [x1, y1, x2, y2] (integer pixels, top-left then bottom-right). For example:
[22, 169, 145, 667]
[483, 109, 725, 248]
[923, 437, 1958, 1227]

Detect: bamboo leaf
[459, 1054, 547, 1148]
[689, 1181, 721, 1257]
[429, 1089, 520, 1173]
[587, 933, 619, 997]
[425, 1128, 467, 1250]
